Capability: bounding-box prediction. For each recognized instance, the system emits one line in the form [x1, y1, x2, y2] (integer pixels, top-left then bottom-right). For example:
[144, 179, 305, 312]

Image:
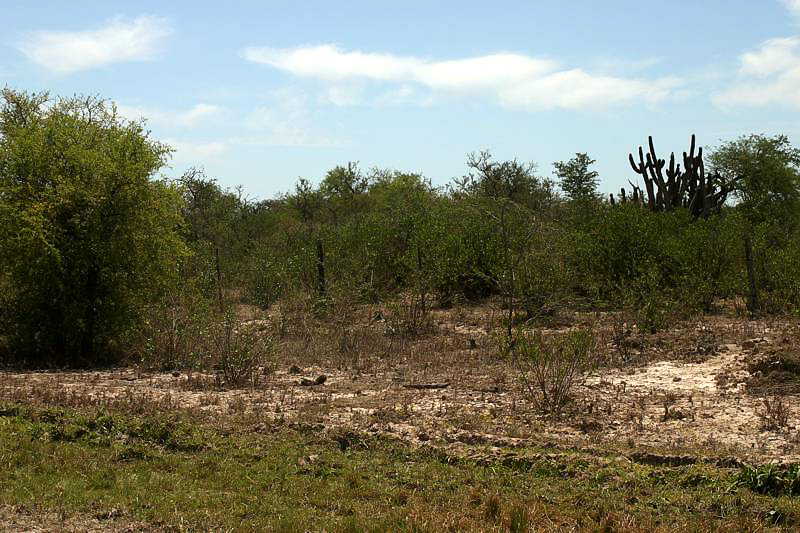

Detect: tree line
[2, 89, 799, 367]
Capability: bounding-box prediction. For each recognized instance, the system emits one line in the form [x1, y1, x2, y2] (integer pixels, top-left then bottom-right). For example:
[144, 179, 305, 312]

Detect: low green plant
[735, 464, 800, 496]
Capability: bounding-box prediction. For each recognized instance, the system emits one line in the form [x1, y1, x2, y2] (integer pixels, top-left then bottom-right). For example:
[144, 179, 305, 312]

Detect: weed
[756, 396, 791, 431]
[508, 504, 530, 533]
[735, 464, 800, 496]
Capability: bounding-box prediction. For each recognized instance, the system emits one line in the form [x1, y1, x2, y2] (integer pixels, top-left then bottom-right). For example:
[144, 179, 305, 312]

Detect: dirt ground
[2, 305, 800, 468]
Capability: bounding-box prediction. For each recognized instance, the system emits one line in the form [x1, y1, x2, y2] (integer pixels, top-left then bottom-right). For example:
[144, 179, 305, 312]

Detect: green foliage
[574, 203, 745, 328]
[735, 464, 800, 497]
[710, 134, 800, 227]
[129, 279, 215, 371]
[554, 152, 599, 201]
[0, 90, 186, 364]
[458, 150, 557, 210]
[212, 312, 272, 387]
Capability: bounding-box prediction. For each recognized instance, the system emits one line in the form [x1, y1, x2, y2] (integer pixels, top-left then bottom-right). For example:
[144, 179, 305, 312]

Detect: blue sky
[3, 1, 800, 200]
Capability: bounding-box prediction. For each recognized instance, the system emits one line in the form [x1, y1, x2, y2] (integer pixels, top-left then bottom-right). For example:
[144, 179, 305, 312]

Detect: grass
[1, 403, 800, 531]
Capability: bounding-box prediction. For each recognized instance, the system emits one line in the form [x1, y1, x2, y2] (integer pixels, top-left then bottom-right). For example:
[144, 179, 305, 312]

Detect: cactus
[621, 134, 738, 218]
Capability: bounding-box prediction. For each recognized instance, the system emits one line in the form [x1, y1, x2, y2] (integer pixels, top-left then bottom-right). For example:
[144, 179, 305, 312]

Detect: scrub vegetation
[3, 88, 800, 530]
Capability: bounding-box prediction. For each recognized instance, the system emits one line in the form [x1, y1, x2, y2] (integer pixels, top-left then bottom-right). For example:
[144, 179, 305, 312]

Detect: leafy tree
[287, 177, 321, 223]
[0, 89, 186, 365]
[553, 152, 599, 201]
[178, 168, 247, 311]
[319, 162, 369, 223]
[709, 134, 800, 226]
[458, 151, 556, 211]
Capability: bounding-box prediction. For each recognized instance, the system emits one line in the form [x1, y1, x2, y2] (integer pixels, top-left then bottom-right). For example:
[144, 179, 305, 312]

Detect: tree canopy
[709, 134, 800, 226]
[553, 152, 599, 201]
[0, 90, 186, 364]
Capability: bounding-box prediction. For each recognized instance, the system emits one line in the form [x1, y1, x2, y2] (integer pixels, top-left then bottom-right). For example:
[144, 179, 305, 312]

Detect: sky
[3, 0, 800, 200]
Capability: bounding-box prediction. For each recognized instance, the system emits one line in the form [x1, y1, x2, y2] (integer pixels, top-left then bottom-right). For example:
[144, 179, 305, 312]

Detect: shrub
[212, 313, 272, 388]
[512, 329, 595, 414]
[735, 464, 800, 496]
[129, 284, 214, 371]
[0, 90, 186, 365]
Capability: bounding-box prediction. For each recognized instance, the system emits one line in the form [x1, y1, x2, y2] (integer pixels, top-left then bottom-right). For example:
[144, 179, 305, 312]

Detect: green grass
[1, 402, 799, 531]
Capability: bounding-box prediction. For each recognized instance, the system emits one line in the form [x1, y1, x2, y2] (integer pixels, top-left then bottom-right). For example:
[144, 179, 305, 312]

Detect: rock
[299, 378, 315, 386]
[171, 371, 180, 377]
[315, 375, 327, 385]
[288, 365, 302, 374]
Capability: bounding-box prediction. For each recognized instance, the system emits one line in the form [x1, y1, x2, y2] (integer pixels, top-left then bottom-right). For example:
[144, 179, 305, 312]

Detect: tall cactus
[624, 134, 738, 218]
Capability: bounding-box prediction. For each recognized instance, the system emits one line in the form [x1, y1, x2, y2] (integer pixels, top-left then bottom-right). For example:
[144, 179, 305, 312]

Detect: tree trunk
[743, 235, 759, 317]
[80, 264, 99, 362]
[316, 238, 326, 297]
[215, 246, 224, 313]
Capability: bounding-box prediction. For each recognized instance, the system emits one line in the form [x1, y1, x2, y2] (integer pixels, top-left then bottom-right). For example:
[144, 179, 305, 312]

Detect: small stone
[315, 375, 327, 385]
[672, 376, 681, 382]
[288, 365, 302, 374]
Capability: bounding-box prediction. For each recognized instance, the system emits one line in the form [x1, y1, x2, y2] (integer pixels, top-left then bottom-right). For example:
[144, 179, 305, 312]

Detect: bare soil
[2, 305, 800, 468]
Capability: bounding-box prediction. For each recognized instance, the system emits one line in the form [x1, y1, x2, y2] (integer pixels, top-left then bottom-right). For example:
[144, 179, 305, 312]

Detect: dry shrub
[757, 396, 791, 431]
[131, 289, 214, 371]
[512, 329, 595, 415]
[211, 313, 273, 388]
[385, 294, 434, 338]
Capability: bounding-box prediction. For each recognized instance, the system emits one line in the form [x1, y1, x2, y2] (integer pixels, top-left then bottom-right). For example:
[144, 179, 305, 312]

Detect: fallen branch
[403, 382, 450, 390]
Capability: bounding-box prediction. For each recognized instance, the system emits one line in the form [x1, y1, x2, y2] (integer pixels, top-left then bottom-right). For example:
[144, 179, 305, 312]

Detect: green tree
[0, 89, 186, 365]
[553, 152, 599, 201]
[709, 134, 800, 226]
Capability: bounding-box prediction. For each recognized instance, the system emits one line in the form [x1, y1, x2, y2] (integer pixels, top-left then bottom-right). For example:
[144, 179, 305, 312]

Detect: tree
[0, 89, 186, 365]
[319, 162, 369, 223]
[458, 150, 556, 211]
[553, 152, 599, 201]
[709, 134, 800, 226]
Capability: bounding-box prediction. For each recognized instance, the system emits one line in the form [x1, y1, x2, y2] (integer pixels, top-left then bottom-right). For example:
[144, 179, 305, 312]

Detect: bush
[735, 464, 800, 496]
[129, 283, 215, 371]
[212, 313, 273, 388]
[0, 90, 185, 365]
[512, 329, 595, 414]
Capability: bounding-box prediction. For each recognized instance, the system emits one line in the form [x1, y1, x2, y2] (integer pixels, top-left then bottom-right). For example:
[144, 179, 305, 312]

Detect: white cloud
[164, 139, 227, 162]
[713, 1, 800, 108]
[117, 103, 222, 126]
[783, 0, 800, 18]
[714, 36, 800, 109]
[242, 44, 680, 110]
[240, 91, 342, 147]
[739, 37, 800, 77]
[176, 104, 222, 126]
[498, 70, 680, 110]
[320, 85, 364, 106]
[18, 15, 172, 74]
[243, 45, 420, 81]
